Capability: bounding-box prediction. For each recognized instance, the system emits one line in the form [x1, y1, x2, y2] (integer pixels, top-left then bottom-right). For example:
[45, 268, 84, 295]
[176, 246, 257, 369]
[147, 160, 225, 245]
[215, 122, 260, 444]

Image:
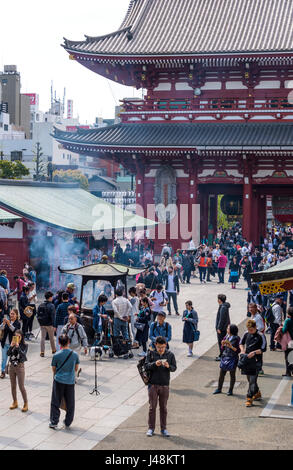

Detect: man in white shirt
[270, 295, 283, 351]
[150, 284, 168, 322]
[112, 288, 132, 340]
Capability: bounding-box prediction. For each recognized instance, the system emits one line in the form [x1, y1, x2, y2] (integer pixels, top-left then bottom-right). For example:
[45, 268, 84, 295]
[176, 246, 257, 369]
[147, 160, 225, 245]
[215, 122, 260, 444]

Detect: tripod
[90, 333, 100, 396]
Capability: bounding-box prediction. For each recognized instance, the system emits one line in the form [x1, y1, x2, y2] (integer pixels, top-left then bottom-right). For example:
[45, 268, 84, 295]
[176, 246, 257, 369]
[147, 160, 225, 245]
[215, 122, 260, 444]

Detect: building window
[11, 151, 22, 162]
[4, 124, 8, 131]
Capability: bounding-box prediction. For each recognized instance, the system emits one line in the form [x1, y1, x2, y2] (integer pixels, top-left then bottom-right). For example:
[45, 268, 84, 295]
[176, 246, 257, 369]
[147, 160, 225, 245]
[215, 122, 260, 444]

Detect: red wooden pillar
[259, 195, 267, 240]
[242, 177, 253, 242]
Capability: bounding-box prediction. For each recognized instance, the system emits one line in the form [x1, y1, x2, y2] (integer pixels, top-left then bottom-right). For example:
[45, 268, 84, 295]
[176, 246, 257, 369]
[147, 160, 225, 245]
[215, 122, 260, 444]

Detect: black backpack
[264, 305, 275, 325]
[137, 350, 154, 385]
[37, 302, 52, 326]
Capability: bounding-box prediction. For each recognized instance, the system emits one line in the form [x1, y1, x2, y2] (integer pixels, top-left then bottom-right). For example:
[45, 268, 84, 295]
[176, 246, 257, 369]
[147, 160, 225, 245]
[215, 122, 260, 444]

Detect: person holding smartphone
[7, 329, 28, 412]
[145, 336, 177, 437]
[0, 308, 21, 378]
[213, 324, 240, 396]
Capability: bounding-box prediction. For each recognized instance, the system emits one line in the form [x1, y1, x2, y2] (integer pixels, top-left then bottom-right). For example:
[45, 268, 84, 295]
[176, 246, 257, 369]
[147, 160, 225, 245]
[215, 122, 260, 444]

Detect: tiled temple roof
[63, 0, 293, 58]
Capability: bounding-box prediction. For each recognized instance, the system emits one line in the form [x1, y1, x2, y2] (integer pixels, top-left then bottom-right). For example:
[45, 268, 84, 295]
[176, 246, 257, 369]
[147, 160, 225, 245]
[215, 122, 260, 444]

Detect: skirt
[228, 273, 239, 283]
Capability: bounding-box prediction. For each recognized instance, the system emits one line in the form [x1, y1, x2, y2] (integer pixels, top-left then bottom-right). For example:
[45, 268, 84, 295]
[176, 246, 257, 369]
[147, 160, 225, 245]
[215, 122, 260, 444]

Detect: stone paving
[0, 274, 249, 450]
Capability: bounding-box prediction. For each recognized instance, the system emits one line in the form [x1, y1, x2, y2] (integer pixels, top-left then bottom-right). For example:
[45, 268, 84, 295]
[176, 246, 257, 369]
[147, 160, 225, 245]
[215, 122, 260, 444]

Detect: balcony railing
[121, 97, 293, 113]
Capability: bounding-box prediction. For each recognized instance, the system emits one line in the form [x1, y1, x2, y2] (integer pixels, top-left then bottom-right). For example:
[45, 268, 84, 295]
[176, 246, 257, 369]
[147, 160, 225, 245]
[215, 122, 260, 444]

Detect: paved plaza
[0, 276, 291, 450]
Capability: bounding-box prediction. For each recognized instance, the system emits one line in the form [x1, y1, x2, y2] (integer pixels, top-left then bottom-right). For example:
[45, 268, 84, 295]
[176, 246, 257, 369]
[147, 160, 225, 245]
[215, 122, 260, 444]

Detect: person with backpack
[213, 324, 240, 396]
[269, 295, 283, 351]
[145, 336, 177, 437]
[182, 300, 199, 357]
[37, 291, 56, 358]
[149, 312, 172, 351]
[61, 313, 88, 356]
[49, 334, 80, 429]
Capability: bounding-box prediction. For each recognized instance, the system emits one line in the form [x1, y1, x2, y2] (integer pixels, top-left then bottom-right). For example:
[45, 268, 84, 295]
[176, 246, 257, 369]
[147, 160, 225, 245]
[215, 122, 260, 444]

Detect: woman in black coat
[19, 286, 30, 339]
[135, 298, 151, 357]
[213, 324, 240, 396]
[182, 301, 198, 357]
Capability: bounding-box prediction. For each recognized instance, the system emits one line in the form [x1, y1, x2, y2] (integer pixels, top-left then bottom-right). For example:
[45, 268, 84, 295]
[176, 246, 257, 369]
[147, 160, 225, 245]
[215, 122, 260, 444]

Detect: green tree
[53, 169, 89, 190]
[217, 195, 229, 230]
[0, 160, 29, 179]
[33, 142, 47, 181]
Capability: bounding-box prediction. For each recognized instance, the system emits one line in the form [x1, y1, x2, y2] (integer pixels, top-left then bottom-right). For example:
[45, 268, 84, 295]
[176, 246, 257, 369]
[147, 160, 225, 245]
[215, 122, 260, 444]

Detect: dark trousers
[21, 316, 29, 336]
[218, 268, 225, 283]
[217, 330, 226, 356]
[167, 292, 178, 314]
[246, 374, 259, 398]
[183, 269, 191, 283]
[199, 267, 206, 282]
[148, 384, 169, 431]
[218, 368, 236, 392]
[50, 380, 75, 427]
[207, 267, 213, 281]
[270, 323, 281, 350]
[285, 349, 293, 375]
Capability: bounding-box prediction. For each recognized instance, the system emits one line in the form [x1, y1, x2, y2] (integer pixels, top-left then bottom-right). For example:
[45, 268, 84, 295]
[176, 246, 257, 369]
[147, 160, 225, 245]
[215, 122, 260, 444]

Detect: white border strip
[260, 377, 290, 417]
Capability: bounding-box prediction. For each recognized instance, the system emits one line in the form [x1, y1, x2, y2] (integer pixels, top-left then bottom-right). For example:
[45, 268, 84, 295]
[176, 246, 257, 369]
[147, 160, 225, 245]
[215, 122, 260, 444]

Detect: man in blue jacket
[149, 312, 172, 350]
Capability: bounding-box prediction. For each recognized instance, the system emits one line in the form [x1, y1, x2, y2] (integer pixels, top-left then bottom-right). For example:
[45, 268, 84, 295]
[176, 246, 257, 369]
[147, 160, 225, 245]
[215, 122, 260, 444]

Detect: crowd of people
[0, 222, 293, 435]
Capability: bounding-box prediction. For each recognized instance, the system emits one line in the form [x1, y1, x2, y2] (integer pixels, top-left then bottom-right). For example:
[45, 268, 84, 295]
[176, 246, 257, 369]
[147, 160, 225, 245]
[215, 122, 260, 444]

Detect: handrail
[121, 97, 293, 112]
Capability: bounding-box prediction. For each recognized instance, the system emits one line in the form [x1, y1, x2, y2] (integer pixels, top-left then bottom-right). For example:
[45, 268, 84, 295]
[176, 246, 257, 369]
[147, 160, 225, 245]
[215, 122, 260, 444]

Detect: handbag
[134, 322, 145, 332]
[220, 355, 237, 371]
[24, 306, 34, 318]
[193, 329, 200, 342]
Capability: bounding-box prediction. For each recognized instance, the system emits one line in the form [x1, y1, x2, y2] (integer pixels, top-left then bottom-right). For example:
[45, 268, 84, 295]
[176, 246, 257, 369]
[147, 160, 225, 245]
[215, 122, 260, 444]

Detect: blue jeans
[113, 318, 129, 340]
[1, 344, 10, 372]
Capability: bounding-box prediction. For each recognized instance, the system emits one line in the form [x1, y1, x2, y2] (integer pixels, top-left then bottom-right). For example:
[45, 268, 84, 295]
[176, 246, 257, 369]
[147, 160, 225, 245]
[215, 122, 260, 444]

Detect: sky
[1, 0, 141, 123]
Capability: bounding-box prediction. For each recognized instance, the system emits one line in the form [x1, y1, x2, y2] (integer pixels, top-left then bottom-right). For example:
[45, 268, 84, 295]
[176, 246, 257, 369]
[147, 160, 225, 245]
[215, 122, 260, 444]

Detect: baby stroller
[112, 322, 134, 359]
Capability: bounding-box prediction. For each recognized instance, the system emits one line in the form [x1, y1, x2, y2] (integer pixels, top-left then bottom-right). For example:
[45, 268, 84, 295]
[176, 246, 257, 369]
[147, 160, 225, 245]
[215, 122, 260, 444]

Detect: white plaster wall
[0, 222, 23, 239]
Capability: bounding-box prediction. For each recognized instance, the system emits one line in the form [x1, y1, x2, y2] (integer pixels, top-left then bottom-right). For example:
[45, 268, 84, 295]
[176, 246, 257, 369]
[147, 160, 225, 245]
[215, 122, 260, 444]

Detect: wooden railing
[121, 97, 293, 113]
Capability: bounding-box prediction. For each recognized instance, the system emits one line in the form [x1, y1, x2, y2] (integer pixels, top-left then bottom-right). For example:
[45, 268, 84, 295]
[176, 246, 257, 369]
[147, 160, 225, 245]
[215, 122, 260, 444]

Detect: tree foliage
[0, 160, 30, 179]
[217, 195, 230, 230]
[53, 169, 89, 190]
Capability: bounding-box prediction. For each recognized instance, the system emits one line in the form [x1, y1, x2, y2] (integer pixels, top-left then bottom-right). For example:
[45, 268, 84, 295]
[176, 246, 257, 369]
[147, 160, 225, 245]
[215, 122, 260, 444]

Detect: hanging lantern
[220, 195, 243, 216]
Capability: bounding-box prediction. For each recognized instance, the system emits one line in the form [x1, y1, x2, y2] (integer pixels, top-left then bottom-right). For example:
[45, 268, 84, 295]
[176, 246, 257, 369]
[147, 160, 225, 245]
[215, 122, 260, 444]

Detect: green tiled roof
[0, 208, 21, 223]
[0, 183, 155, 234]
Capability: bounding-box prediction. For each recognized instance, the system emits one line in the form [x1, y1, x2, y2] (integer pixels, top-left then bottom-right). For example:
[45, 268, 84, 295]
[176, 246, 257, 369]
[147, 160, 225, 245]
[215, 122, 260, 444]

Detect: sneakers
[215, 356, 221, 362]
[161, 429, 170, 437]
[49, 422, 58, 429]
[252, 391, 262, 401]
[138, 352, 147, 357]
[227, 390, 233, 396]
[187, 351, 193, 357]
[213, 389, 222, 395]
[146, 429, 154, 437]
[63, 419, 70, 429]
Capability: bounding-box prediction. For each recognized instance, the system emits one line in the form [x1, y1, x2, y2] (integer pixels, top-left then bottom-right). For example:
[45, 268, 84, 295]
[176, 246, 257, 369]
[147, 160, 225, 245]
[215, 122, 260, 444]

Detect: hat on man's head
[67, 283, 75, 289]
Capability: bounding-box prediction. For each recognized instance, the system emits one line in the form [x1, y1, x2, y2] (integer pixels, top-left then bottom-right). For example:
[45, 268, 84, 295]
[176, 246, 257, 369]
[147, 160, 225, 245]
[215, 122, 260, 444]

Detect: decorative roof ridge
[84, 26, 131, 43]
